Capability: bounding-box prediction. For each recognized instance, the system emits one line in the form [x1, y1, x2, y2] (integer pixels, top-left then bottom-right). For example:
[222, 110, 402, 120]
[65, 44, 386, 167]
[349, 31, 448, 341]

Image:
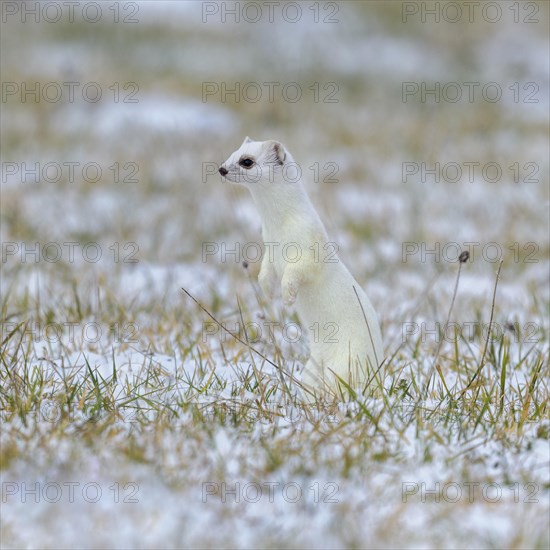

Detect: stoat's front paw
[282, 280, 298, 306]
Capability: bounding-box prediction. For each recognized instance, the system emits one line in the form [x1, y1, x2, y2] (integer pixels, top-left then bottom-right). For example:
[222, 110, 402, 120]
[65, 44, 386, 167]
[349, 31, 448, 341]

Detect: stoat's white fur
[220, 137, 384, 398]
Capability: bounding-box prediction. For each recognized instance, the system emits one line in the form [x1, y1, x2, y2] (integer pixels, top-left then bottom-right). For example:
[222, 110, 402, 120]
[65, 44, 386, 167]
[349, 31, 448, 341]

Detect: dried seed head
[459, 251, 470, 263]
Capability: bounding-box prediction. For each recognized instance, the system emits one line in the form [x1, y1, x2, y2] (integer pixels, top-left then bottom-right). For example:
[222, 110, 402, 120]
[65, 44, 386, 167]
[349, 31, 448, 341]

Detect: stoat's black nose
[219, 167, 228, 176]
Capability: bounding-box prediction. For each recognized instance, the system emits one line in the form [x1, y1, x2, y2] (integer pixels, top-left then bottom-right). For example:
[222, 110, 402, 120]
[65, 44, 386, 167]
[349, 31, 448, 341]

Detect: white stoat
[219, 137, 383, 399]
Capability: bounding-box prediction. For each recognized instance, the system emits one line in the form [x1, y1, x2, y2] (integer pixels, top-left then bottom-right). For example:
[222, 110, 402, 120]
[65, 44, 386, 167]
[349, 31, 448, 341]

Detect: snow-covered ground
[1, 1, 548, 548]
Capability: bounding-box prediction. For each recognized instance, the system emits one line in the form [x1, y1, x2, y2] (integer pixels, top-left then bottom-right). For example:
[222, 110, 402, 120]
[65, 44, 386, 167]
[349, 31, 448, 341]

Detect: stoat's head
[219, 137, 292, 187]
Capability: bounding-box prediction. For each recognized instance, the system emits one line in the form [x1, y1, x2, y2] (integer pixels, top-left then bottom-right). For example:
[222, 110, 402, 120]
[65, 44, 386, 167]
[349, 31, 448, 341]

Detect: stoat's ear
[264, 140, 286, 165]
[273, 142, 286, 164]
[241, 136, 254, 146]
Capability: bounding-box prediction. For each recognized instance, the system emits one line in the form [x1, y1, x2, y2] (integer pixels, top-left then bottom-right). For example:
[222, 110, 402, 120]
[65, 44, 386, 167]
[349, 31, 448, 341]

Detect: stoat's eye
[239, 158, 255, 169]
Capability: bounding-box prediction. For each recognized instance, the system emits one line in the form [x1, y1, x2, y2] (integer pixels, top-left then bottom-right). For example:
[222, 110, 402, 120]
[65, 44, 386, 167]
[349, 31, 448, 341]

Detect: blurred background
[2, 1, 548, 340]
[1, 2, 549, 548]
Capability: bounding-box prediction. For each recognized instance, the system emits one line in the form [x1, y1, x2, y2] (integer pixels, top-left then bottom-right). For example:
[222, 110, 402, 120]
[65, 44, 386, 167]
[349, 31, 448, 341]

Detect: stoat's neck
[248, 175, 327, 239]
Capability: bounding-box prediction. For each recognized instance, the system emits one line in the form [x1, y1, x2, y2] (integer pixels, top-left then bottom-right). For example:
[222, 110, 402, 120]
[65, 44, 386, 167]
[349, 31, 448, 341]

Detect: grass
[0, 271, 548, 546]
[1, 2, 549, 548]
[1, 258, 547, 459]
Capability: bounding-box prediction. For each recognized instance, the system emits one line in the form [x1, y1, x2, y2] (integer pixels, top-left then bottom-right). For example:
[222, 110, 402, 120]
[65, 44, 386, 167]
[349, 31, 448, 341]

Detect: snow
[1, 1, 548, 548]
